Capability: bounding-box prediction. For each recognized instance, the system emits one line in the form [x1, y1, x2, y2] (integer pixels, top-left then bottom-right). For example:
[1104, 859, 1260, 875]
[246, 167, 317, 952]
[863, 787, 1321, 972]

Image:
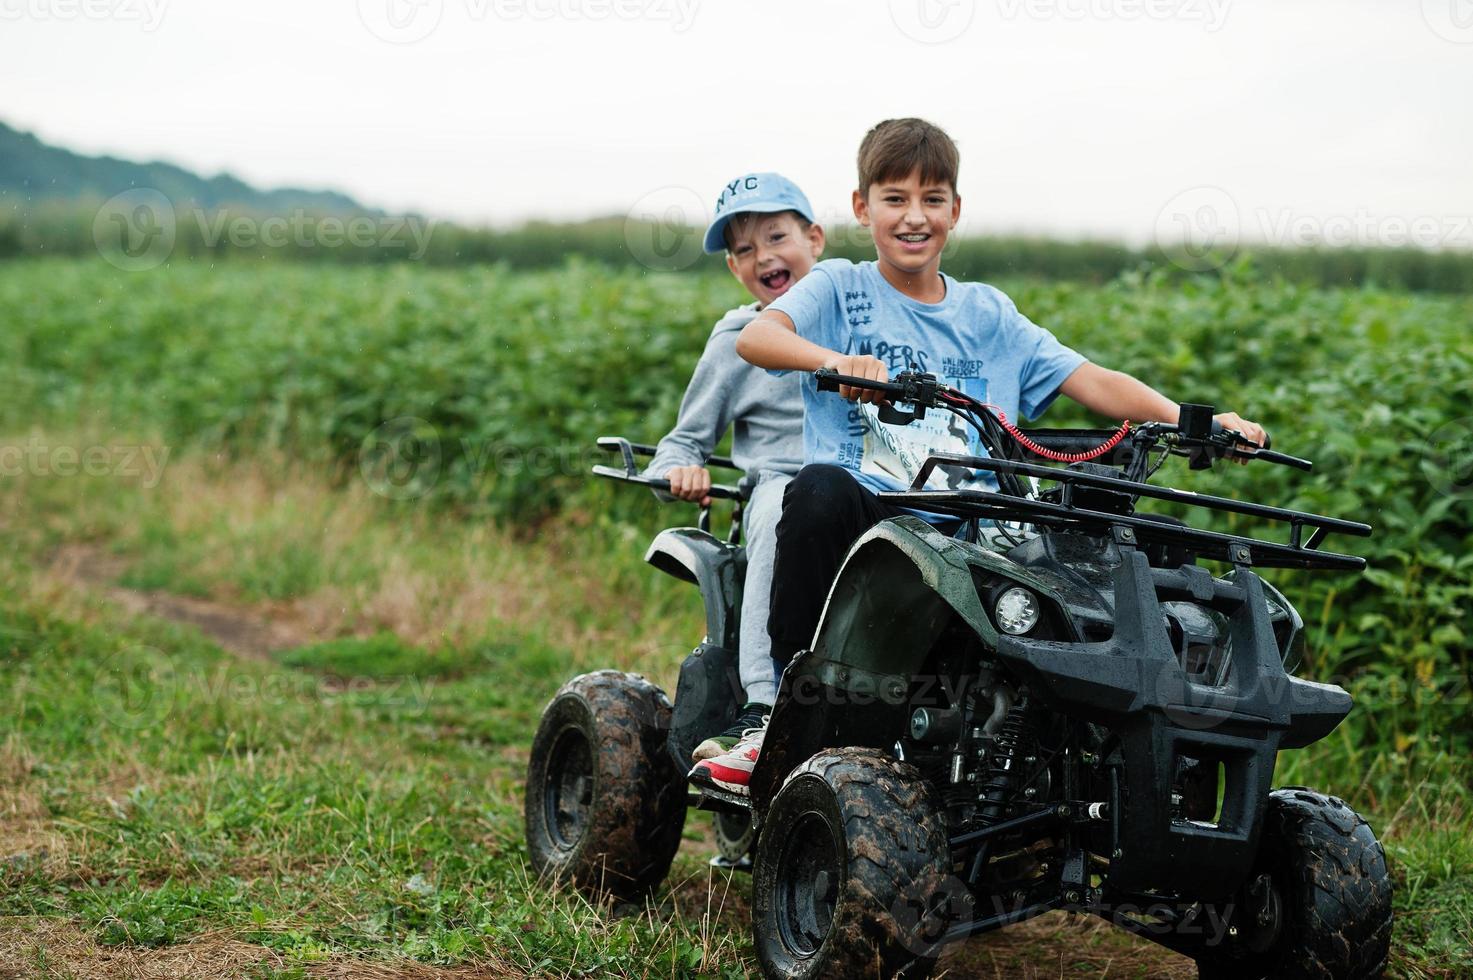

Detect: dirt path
[0, 918, 529, 980]
[44, 543, 321, 660]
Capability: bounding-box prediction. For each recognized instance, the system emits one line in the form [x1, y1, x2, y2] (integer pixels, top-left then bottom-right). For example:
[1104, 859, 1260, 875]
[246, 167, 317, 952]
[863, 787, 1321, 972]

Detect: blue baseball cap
[703, 172, 817, 254]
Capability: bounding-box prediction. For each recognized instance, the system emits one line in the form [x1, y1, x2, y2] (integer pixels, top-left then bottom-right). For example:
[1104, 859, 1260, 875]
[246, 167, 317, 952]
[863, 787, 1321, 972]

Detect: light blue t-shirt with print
[767, 258, 1087, 505]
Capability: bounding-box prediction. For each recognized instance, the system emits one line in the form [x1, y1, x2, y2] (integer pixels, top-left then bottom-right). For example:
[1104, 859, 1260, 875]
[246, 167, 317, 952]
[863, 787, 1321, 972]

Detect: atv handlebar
[813, 369, 1312, 472]
[592, 436, 747, 501]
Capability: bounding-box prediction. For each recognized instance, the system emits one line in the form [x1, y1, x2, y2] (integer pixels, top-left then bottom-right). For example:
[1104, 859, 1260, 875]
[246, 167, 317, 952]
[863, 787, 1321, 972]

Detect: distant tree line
[2, 201, 1471, 293]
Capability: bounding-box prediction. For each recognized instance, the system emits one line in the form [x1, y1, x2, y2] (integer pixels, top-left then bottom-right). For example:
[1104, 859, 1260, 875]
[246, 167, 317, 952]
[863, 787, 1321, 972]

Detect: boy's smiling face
[854, 170, 960, 285]
[725, 211, 825, 307]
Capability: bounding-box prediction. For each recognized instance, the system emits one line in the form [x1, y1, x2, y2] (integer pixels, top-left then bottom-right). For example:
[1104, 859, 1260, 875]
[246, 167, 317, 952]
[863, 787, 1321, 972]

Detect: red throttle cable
[940, 392, 1130, 463]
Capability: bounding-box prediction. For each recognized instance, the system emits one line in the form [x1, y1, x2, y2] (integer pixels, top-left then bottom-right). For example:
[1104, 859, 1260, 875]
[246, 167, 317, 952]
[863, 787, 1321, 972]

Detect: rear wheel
[1195, 788, 1392, 979]
[524, 670, 686, 902]
[752, 748, 954, 980]
[713, 809, 756, 867]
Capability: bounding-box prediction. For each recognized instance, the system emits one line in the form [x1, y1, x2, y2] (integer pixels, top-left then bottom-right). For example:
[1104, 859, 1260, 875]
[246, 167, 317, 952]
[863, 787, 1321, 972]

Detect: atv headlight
[994, 587, 1040, 635]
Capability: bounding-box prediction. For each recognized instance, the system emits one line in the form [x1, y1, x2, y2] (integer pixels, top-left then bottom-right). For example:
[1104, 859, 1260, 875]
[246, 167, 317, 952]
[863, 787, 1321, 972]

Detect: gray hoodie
[645, 302, 804, 487]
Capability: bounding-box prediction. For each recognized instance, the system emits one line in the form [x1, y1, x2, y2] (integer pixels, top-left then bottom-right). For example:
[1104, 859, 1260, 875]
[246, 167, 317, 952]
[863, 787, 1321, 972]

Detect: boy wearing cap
[645, 172, 825, 761]
[688, 118, 1266, 796]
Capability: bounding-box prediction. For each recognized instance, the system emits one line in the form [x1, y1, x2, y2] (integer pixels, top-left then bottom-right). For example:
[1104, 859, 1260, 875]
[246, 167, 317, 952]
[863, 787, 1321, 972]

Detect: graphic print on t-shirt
[859, 375, 992, 491]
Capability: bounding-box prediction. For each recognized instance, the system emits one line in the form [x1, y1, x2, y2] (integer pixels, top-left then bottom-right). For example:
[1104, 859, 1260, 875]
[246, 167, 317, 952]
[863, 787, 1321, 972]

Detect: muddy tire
[524, 670, 686, 902]
[752, 747, 953, 980]
[1196, 788, 1392, 980]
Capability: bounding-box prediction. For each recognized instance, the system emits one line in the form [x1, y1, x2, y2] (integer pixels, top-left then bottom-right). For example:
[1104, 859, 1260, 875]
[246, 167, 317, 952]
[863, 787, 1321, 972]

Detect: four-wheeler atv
[525, 372, 1393, 979]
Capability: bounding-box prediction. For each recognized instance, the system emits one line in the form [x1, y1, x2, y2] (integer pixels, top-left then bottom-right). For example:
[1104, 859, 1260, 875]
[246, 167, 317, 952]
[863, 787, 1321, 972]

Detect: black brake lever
[1209, 422, 1312, 471]
[813, 369, 943, 426]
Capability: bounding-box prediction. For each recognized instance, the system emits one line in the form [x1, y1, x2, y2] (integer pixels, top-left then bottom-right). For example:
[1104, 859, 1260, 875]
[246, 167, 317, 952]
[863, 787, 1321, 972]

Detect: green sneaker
[691, 702, 770, 763]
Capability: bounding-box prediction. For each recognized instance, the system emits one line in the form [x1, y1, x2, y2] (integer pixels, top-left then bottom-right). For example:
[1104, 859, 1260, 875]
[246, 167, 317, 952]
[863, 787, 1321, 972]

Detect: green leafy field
[1, 257, 1470, 977]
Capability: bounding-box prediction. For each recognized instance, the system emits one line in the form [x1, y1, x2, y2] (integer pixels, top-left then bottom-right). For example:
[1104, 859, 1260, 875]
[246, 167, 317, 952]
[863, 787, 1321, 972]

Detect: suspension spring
[976, 700, 1038, 825]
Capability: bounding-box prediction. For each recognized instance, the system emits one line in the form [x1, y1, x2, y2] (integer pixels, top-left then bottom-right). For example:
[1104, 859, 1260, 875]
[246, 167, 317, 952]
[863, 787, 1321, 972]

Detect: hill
[0, 119, 372, 214]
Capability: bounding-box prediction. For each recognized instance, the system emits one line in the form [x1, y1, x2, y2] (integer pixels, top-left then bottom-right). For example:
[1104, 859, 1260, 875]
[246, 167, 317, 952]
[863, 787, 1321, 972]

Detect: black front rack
[591, 436, 746, 501]
[880, 452, 1370, 571]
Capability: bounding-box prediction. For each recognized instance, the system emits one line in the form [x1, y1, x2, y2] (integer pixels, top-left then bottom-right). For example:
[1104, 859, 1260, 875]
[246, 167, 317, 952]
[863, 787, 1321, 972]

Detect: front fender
[644, 528, 744, 650]
[809, 516, 994, 675]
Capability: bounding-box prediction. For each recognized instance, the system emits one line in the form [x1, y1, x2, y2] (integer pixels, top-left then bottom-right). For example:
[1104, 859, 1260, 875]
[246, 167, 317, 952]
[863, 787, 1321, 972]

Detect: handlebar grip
[652, 479, 745, 501]
[1246, 448, 1311, 472]
[812, 368, 904, 396]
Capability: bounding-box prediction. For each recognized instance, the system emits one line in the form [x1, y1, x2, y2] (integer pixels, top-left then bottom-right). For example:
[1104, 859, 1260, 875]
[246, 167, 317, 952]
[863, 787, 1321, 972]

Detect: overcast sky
[3, 0, 1471, 248]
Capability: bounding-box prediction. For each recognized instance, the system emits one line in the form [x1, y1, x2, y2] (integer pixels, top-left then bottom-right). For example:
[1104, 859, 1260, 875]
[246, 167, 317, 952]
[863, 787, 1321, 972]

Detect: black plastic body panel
[992, 546, 1351, 898]
[667, 641, 745, 772]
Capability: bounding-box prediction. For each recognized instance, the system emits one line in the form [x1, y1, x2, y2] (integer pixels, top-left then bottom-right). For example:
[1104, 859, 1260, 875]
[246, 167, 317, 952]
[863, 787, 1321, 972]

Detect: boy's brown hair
[722, 209, 814, 251]
[856, 118, 959, 195]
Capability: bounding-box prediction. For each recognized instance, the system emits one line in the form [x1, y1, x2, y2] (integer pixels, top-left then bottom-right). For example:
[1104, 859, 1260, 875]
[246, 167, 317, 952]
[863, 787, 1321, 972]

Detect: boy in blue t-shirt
[688, 117, 1266, 796]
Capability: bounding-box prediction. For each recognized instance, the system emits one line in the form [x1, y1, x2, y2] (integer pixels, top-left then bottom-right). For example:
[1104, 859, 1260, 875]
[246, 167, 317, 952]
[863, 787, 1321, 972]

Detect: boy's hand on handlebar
[821, 354, 889, 404]
[1213, 412, 1267, 466]
[665, 465, 713, 506]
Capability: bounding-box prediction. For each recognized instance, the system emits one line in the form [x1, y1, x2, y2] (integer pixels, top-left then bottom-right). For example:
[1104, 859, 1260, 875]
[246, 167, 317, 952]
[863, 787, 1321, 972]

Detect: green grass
[0, 445, 1468, 977]
[0, 541, 753, 976]
[1, 255, 1470, 975]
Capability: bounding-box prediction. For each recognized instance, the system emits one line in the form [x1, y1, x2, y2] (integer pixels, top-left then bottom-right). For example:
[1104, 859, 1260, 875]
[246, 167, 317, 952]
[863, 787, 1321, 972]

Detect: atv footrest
[688, 787, 753, 815]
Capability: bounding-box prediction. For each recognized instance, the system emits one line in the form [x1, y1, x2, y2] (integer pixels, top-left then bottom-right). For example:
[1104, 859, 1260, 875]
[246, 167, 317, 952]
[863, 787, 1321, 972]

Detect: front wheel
[524, 670, 686, 902]
[1196, 788, 1392, 980]
[751, 748, 954, 980]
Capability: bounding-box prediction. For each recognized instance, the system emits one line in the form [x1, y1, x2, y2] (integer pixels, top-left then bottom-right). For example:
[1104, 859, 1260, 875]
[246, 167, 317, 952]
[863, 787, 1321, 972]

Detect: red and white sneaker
[687, 716, 768, 796]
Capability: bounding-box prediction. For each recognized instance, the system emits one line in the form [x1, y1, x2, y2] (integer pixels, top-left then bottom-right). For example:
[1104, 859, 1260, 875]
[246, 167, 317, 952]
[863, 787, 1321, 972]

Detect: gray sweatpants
[739, 471, 789, 706]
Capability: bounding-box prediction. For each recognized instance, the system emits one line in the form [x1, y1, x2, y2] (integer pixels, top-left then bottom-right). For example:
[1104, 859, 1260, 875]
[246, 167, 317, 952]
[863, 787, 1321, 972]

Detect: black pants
[766, 464, 923, 670]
